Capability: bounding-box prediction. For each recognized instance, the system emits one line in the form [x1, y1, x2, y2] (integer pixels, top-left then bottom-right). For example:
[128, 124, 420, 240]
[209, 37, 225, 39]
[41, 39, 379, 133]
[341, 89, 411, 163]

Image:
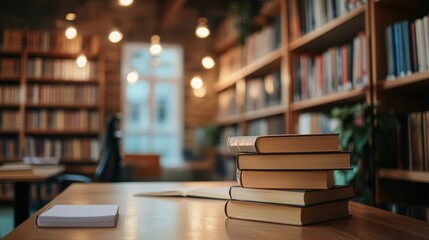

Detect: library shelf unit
[215, 0, 373, 145]
[215, 0, 429, 209]
[0, 30, 105, 175]
[369, 0, 429, 207]
[215, 0, 286, 142]
[286, 0, 371, 133]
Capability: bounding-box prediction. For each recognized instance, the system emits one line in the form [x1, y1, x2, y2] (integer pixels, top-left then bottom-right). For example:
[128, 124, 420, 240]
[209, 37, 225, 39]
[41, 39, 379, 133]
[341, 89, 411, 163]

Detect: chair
[37, 115, 124, 203]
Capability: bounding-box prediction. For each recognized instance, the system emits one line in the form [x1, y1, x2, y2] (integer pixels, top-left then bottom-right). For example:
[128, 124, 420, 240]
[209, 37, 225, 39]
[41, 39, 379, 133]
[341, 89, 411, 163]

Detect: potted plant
[330, 103, 399, 205]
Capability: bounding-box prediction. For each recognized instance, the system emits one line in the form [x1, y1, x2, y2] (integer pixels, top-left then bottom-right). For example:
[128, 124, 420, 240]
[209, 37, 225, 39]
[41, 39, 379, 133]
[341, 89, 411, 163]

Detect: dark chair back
[95, 115, 123, 182]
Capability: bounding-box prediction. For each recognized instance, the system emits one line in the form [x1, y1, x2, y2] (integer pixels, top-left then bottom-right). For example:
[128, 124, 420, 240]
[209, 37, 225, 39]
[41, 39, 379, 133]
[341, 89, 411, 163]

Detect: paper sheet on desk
[134, 186, 231, 200]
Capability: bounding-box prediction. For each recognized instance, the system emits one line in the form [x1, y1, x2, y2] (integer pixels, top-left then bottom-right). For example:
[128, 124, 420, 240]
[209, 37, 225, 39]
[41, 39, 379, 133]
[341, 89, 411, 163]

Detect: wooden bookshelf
[0, 77, 20, 82]
[377, 71, 429, 91]
[0, 29, 104, 174]
[215, 0, 286, 147]
[290, 87, 369, 112]
[378, 169, 429, 184]
[215, 48, 284, 92]
[369, 0, 429, 207]
[214, 0, 429, 208]
[25, 104, 99, 109]
[26, 78, 99, 84]
[25, 130, 100, 135]
[288, 6, 366, 52]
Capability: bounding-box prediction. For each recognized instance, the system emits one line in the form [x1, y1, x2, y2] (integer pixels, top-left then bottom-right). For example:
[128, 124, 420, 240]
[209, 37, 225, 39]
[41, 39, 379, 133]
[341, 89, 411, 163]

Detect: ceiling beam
[159, 0, 187, 30]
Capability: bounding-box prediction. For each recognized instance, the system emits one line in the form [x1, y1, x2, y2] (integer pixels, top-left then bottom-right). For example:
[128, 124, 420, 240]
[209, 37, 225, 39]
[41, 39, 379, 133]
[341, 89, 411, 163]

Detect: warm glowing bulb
[195, 17, 210, 38]
[149, 35, 163, 56]
[190, 76, 203, 89]
[193, 86, 206, 98]
[65, 26, 77, 39]
[65, 13, 76, 21]
[126, 71, 139, 84]
[108, 28, 123, 43]
[118, 0, 133, 6]
[76, 53, 87, 68]
[202, 56, 215, 69]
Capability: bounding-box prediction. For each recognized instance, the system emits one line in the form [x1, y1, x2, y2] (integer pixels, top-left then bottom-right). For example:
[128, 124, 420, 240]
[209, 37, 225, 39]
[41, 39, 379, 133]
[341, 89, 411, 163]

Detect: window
[121, 43, 183, 167]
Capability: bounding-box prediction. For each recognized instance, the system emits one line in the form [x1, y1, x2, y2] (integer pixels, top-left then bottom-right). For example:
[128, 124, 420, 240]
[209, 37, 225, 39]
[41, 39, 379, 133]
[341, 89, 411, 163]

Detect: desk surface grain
[4, 181, 429, 240]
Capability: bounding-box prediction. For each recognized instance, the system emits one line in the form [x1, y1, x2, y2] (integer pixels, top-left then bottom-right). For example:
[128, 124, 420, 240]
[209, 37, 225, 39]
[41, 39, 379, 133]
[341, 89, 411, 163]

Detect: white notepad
[36, 204, 119, 227]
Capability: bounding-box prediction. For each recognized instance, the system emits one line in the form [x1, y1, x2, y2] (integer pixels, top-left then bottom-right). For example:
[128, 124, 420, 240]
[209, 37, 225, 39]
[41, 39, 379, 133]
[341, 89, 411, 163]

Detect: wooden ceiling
[0, 0, 230, 38]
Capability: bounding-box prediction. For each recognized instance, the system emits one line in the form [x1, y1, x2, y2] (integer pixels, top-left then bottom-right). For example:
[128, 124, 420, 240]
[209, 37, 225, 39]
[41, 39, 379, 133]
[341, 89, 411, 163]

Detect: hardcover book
[227, 134, 340, 154]
[225, 199, 350, 226]
[236, 151, 350, 170]
[229, 185, 355, 206]
[236, 169, 335, 189]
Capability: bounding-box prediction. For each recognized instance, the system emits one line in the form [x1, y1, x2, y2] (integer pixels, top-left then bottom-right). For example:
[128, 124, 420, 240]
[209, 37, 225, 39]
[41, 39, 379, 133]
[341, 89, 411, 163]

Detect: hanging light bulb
[108, 28, 123, 43]
[126, 71, 139, 84]
[202, 56, 215, 69]
[65, 25, 77, 40]
[149, 35, 163, 56]
[118, 0, 133, 6]
[193, 87, 207, 98]
[195, 17, 210, 38]
[76, 53, 87, 68]
[190, 75, 203, 89]
[65, 13, 76, 21]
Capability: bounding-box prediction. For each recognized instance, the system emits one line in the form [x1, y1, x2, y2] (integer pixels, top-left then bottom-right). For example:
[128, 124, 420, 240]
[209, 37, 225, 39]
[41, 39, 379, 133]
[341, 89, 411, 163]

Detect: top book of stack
[227, 134, 340, 154]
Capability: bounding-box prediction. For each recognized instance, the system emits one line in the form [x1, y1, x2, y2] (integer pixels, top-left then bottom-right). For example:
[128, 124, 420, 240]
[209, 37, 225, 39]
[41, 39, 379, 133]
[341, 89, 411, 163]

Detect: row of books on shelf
[0, 110, 19, 130]
[0, 182, 60, 202]
[247, 115, 285, 136]
[218, 19, 281, 79]
[1, 29, 100, 54]
[403, 111, 429, 171]
[288, 0, 365, 40]
[293, 31, 367, 101]
[385, 14, 429, 80]
[384, 203, 429, 223]
[27, 84, 98, 105]
[0, 85, 20, 104]
[218, 71, 282, 118]
[27, 58, 98, 81]
[297, 112, 338, 134]
[245, 71, 282, 112]
[25, 137, 99, 161]
[244, 16, 281, 65]
[0, 57, 20, 78]
[224, 134, 353, 225]
[26, 110, 99, 131]
[0, 137, 19, 160]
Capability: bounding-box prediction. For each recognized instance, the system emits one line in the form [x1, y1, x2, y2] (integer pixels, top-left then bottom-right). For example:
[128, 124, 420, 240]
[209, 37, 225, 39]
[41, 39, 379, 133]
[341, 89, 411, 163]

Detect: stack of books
[224, 134, 354, 225]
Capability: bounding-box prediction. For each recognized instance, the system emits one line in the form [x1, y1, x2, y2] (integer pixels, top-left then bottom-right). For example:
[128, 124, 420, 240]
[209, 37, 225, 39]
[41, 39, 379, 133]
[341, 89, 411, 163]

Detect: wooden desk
[4, 181, 429, 240]
[0, 165, 65, 227]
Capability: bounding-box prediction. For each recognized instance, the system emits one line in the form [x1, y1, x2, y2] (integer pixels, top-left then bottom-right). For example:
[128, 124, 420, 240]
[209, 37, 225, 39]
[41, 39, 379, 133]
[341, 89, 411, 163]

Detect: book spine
[227, 136, 258, 153]
[236, 169, 243, 187]
[224, 201, 231, 218]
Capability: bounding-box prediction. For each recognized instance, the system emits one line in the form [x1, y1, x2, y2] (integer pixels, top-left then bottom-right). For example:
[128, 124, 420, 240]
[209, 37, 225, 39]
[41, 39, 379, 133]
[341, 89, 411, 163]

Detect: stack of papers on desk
[36, 204, 119, 227]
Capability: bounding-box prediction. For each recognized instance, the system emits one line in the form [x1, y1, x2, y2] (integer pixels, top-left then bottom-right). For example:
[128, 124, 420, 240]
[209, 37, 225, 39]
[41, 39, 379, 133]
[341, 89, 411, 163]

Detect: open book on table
[134, 186, 231, 200]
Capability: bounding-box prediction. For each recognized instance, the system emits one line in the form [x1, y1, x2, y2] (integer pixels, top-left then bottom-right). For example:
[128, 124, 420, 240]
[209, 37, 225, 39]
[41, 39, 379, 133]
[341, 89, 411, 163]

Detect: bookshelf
[215, 0, 429, 209]
[0, 29, 105, 171]
[369, 0, 429, 207]
[215, 0, 371, 137]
